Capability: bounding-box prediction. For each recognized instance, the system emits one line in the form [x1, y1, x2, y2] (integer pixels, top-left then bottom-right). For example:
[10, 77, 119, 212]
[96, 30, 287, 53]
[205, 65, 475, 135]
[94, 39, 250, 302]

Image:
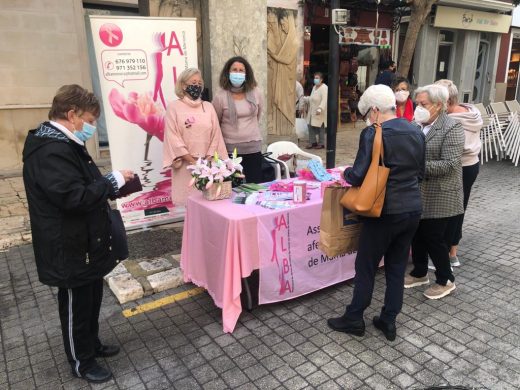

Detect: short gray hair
[414, 84, 449, 111]
[358, 84, 396, 116]
[435, 79, 458, 105]
[175, 68, 203, 98]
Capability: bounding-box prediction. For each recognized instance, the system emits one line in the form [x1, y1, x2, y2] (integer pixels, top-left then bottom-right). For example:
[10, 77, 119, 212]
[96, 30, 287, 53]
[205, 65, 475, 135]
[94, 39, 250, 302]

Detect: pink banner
[258, 201, 358, 304]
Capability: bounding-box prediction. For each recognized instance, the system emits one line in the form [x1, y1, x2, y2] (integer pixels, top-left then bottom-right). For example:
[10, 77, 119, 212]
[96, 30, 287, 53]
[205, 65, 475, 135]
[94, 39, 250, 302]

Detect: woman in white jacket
[305, 72, 328, 149]
[435, 79, 482, 267]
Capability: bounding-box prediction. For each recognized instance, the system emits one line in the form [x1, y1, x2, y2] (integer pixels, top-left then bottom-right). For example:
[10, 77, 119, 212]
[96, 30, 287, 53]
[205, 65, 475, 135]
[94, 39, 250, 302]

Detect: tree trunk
[398, 0, 437, 80]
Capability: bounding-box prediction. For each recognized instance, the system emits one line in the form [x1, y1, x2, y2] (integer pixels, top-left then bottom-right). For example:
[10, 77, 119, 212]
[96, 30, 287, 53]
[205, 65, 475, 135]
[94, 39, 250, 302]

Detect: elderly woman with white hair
[404, 84, 464, 300]
[435, 79, 482, 267]
[163, 68, 227, 207]
[328, 84, 425, 341]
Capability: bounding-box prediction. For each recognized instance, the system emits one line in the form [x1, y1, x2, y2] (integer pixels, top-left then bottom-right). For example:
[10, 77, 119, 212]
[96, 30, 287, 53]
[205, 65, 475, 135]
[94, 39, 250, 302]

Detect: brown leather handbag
[340, 123, 390, 217]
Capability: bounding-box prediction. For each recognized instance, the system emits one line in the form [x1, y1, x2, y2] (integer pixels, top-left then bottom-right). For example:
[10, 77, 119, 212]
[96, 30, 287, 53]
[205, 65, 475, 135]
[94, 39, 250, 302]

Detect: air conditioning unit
[332, 9, 350, 25]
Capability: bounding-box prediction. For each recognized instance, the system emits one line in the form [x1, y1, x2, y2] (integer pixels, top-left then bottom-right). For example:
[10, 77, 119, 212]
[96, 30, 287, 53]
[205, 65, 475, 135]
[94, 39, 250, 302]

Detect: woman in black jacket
[327, 84, 425, 341]
[22, 85, 134, 383]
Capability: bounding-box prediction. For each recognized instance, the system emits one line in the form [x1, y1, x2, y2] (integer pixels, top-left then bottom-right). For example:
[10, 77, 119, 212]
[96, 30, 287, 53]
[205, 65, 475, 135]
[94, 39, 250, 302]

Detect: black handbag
[261, 152, 277, 182]
[109, 209, 129, 260]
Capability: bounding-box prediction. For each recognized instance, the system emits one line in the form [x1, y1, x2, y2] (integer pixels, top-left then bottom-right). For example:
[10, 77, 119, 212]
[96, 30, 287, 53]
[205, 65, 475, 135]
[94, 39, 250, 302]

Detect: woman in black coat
[22, 85, 133, 383]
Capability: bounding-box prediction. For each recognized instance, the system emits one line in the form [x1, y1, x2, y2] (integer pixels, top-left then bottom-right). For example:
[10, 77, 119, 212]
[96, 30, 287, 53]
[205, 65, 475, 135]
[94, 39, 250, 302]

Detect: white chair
[476, 103, 505, 163]
[490, 102, 520, 165]
[266, 141, 323, 177]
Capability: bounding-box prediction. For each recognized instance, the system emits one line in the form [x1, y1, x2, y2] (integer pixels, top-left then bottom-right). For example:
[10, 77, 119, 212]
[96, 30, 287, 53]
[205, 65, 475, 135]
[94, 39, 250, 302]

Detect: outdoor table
[180, 183, 358, 333]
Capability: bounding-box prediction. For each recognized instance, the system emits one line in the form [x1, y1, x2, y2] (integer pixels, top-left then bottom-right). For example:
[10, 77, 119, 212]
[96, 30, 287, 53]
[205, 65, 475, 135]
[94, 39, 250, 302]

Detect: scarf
[397, 98, 414, 122]
[181, 96, 204, 110]
[226, 86, 257, 128]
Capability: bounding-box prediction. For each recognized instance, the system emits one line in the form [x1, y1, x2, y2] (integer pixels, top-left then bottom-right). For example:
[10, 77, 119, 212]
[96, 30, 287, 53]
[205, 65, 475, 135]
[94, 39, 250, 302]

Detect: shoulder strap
[372, 123, 386, 167]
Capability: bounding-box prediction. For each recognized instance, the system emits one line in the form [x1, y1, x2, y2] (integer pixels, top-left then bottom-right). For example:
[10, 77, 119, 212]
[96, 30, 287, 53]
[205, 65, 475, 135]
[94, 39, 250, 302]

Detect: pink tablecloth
[181, 192, 264, 332]
[181, 186, 353, 333]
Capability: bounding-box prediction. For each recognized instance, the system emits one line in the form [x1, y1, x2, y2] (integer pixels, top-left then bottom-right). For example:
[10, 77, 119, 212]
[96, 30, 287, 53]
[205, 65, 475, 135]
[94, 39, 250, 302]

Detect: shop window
[506, 39, 520, 101]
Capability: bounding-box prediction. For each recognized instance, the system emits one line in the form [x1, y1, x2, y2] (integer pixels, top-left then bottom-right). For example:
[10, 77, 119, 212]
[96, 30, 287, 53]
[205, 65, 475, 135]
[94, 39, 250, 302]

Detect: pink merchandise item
[269, 181, 294, 192]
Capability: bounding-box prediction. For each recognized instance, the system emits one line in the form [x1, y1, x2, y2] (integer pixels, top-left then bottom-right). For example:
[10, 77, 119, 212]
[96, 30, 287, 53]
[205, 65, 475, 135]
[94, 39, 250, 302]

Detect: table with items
[180, 168, 360, 333]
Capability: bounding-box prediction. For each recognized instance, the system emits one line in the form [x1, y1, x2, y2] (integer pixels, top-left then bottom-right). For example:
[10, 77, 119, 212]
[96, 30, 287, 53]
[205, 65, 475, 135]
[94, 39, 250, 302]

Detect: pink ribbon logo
[99, 23, 123, 47]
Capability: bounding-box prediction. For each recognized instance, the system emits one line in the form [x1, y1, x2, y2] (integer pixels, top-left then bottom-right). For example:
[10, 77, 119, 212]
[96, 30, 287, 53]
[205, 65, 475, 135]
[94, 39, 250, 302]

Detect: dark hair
[219, 56, 257, 92]
[314, 72, 324, 80]
[48, 84, 100, 120]
[391, 76, 410, 91]
[380, 59, 395, 70]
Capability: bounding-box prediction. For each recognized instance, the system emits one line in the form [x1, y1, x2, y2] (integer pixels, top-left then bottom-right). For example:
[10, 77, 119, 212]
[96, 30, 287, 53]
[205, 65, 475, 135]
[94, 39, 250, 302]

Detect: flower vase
[203, 181, 232, 201]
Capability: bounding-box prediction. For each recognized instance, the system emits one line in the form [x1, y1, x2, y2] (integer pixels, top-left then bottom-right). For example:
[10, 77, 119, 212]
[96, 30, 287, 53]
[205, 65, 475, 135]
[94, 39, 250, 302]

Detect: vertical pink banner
[258, 202, 358, 304]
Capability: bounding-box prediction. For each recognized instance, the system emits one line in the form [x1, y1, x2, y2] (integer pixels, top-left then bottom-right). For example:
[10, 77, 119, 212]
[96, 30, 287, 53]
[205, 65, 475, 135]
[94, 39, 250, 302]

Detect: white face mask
[414, 106, 431, 124]
[395, 90, 410, 103]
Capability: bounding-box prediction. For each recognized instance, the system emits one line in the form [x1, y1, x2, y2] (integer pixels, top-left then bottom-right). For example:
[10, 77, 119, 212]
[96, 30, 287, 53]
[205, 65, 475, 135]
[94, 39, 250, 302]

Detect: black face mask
[185, 85, 203, 100]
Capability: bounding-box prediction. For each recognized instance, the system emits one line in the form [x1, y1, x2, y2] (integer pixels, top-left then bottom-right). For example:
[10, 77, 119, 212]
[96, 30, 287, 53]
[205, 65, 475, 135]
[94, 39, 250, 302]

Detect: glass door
[473, 34, 490, 103]
[436, 30, 454, 81]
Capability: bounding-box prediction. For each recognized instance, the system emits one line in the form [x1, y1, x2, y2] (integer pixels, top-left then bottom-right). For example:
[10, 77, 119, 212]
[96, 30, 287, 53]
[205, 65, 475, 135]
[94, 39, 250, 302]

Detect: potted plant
[187, 150, 244, 200]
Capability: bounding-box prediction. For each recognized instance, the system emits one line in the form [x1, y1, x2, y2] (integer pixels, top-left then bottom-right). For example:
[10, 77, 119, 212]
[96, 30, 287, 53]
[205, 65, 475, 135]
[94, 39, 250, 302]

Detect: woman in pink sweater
[212, 56, 264, 184]
[162, 68, 227, 207]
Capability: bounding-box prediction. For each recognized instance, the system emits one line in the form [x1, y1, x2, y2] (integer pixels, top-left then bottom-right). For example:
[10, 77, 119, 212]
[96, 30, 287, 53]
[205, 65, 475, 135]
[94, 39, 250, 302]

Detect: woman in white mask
[305, 72, 328, 149]
[404, 84, 465, 300]
[391, 76, 414, 122]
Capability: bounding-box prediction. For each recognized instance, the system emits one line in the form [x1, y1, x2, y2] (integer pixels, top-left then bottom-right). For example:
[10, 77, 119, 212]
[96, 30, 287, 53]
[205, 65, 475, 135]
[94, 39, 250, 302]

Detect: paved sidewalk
[1, 159, 519, 389]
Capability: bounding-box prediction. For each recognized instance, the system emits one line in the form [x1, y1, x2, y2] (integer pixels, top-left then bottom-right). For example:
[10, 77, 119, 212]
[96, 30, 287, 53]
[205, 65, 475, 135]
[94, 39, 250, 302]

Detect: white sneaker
[427, 258, 453, 272]
[450, 256, 461, 267]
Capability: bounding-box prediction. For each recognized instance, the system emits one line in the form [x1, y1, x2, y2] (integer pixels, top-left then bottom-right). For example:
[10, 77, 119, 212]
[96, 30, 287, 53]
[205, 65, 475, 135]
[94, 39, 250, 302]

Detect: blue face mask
[75, 122, 96, 142]
[313, 78, 321, 85]
[229, 72, 246, 87]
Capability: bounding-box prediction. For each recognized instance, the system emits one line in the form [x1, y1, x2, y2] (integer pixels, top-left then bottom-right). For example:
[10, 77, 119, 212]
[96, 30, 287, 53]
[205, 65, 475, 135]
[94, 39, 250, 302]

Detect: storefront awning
[434, 5, 512, 34]
[439, 0, 514, 13]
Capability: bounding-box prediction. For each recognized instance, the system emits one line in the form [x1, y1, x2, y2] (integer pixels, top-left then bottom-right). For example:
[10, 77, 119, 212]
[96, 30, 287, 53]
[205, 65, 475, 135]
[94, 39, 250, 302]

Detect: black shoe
[327, 316, 365, 336]
[72, 363, 113, 383]
[95, 344, 120, 358]
[305, 143, 317, 150]
[373, 316, 397, 341]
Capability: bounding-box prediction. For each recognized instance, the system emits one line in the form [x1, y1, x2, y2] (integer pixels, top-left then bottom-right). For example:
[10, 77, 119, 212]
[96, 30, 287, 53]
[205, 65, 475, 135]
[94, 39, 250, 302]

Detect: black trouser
[445, 162, 480, 246]
[345, 212, 420, 324]
[58, 279, 103, 376]
[239, 151, 264, 184]
[411, 218, 454, 286]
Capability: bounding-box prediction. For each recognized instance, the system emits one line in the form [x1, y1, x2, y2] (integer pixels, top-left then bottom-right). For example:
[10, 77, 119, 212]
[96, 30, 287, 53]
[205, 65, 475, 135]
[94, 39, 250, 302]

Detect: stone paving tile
[1, 160, 520, 389]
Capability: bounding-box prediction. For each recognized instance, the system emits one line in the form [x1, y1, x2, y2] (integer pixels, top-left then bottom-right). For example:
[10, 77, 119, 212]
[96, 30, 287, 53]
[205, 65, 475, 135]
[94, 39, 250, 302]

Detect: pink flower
[109, 88, 165, 141]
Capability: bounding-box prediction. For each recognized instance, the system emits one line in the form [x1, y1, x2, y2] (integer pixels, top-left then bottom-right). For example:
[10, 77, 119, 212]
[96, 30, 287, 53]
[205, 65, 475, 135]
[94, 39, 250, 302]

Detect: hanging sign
[339, 26, 391, 47]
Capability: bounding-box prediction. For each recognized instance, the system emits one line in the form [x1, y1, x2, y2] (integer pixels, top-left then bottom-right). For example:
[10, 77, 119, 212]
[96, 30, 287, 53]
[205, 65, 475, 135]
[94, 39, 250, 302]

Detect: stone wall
[0, 0, 95, 172]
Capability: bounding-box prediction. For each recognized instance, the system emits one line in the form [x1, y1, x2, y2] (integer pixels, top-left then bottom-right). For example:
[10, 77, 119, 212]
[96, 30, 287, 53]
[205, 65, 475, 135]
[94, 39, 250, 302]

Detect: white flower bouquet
[187, 150, 245, 200]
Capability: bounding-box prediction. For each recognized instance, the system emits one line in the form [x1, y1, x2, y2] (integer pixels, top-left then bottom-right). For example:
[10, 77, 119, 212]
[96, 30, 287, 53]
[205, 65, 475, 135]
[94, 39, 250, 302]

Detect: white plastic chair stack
[504, 100, 520, 166]
[476, 103, 504, 163]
